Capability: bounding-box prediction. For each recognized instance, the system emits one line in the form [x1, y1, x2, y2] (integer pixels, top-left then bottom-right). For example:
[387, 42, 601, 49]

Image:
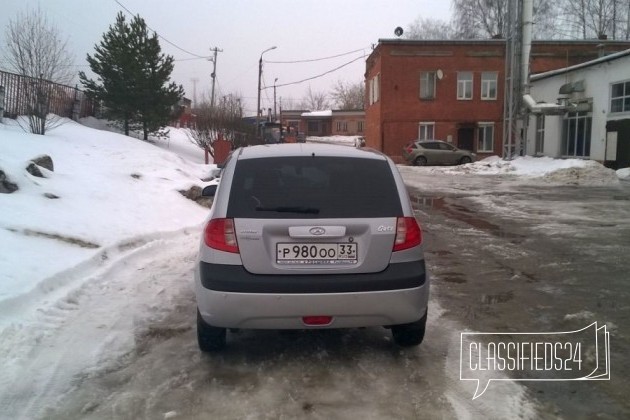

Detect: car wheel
[459, 156, 472, 165]
[197, 309, 226, 352]
[414, 156, 427, 166]
[391, 311, 427, 347]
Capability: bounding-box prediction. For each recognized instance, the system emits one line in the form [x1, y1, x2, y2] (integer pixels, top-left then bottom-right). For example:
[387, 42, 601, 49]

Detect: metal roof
[531, 48, 630, 81]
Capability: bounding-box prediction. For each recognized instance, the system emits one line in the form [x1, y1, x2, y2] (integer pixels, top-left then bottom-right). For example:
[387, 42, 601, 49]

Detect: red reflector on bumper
[302, 316, 333, 326]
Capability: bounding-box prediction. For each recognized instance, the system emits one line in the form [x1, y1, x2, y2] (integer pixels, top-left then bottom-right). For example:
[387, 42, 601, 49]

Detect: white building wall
[527, 53, 630, 161]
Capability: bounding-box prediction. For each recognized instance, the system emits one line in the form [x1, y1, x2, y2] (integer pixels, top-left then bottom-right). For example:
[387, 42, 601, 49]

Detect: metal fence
[0, 70, 96, 120]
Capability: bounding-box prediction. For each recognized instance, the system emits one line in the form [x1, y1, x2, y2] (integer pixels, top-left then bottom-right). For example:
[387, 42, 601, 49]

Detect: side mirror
[202, 184, 218, 197]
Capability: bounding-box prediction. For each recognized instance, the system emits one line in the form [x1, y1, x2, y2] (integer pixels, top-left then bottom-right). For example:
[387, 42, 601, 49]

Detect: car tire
[197, 309, 226, 352]
[459, 156, 472, 164]
[391, 311, 427, 347]
[414, 156, 427, 166]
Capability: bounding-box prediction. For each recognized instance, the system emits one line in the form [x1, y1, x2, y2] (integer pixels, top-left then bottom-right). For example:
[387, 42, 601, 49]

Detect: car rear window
[227, 156, 403, 219]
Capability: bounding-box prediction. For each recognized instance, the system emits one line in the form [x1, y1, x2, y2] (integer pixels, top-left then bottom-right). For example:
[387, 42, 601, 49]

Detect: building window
[308, 121, 320, 134]
[481, 72, 498, 100]
[357, 120, 364, 133]
[418, 122, 435, 140]
[611, 81, 630, 113]
[336, 121, 348, 132]
[420, 72, 436, 100]
[562, 112, 591, 157]
[477, 123, 494, 152]
[369, 74, 380, 105]
[457, 72, 473, 100]
[369, 79, 374, 105]
[535, 115, 545, 154]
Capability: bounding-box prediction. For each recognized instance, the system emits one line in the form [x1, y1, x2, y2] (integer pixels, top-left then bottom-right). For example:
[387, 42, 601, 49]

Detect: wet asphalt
[26, 174, 630, 419]
[411, 175, 630, 418]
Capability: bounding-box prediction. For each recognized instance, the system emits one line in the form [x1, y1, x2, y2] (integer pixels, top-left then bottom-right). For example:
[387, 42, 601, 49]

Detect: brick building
[364, 39, 630, 162]
[331, 110, 365, 136]
[280, 109, 365, 137]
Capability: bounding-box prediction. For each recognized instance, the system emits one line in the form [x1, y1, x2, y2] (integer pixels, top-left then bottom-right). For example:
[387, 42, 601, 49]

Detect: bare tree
[330, 80, 365, 110]
[279, 96, 299, 111]
[299, 86, 330, 111]
[452, 0, 509, 38]
[2, 7, 75, 134]
[185, 92, 251, 161]
[556, 0, 629, 39]
[405, 17, 456, 39]
[531, 0, 563, 39]
[452, 0, 560, 39]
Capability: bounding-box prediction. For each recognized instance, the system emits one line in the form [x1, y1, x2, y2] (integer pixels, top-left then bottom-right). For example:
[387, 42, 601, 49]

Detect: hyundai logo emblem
[309, 227, 326, 236]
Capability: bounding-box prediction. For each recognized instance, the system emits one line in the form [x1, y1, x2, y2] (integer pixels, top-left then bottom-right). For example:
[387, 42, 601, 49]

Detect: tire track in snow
[0, 228, 200, 420]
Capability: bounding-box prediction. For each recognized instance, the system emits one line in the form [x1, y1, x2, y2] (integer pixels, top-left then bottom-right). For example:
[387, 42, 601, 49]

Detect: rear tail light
[204, 218, 239, 253]
[393, 217, 422, 251]
[302, 316, 333, 326]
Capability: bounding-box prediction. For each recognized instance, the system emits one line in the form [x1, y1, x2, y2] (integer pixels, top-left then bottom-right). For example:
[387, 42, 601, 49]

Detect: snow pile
[0, 117, 214, 313]
[414, 155, 620, 185]
[618, 167, 630, 180]
[307, 135, 361, 147]
[541, 163, 620, 185]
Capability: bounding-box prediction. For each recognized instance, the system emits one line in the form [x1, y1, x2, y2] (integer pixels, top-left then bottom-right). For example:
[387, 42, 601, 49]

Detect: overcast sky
[1, 0, 451, 115]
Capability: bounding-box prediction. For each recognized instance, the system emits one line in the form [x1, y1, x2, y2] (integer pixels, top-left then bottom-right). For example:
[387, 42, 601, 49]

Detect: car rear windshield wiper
[255, 206, 320, 214]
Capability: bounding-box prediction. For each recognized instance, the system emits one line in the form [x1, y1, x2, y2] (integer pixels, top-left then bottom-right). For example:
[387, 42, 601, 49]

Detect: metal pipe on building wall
[521, 0, 534, 156]
[521, 0, 533, 94]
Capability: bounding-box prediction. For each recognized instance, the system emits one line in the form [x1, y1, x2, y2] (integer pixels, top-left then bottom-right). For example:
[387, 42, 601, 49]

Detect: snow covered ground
[0, 125, 627, 418]
[0, 118, 214, 319]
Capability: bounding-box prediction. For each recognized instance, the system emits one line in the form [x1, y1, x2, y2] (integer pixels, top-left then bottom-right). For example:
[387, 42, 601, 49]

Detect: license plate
[276, 243, 357, 265]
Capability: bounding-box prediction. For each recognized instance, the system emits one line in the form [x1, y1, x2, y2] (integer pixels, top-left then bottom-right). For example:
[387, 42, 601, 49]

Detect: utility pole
[209, 47, 223, 108]
[257, 46, 277, 140]
[273, 78, 278, 121]
[190, 77, 199, 108]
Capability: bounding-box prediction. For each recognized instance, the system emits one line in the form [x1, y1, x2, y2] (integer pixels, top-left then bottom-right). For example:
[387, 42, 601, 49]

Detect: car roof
[235, 143, 388, 161]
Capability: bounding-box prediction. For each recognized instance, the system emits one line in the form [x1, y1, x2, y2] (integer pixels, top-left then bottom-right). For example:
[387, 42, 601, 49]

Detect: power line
[113, 0, 207, 58]
[263, 54, 366, 89]
[265, 48, 368, 64]
[174, 56, 212, 62]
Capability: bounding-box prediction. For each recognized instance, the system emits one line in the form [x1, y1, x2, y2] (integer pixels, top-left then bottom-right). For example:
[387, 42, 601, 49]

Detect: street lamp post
[273, 78, 278, 122]
[256, 46, 277, 141]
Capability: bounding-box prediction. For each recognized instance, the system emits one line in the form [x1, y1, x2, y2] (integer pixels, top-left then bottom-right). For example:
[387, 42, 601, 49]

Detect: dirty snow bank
[408, 156, 620, 186]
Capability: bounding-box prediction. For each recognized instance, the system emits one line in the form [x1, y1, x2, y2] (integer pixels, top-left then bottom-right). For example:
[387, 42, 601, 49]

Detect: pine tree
[79, 13, 183, 139]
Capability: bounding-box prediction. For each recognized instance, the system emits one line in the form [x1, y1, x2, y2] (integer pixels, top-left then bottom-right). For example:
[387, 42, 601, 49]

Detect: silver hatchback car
[195, 144, 429, 351]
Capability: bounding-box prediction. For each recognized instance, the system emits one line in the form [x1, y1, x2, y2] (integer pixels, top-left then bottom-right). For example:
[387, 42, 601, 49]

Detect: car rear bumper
[195, 283, 430, 329]
[197, 260, 426, 293]
[195, 261, 429, 329]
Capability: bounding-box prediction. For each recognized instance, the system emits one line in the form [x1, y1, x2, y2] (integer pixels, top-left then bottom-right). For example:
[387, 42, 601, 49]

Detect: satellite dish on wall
[394, 27, 404, 37]
[437, 69, 444, 80]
